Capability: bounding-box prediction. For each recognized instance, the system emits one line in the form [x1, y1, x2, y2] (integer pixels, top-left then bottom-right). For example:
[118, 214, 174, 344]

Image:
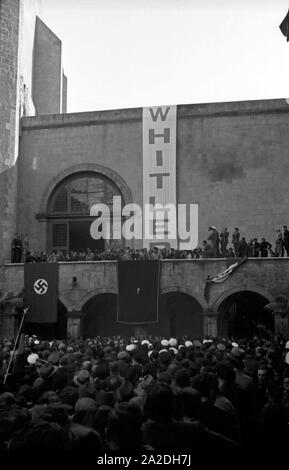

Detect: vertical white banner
[142, 105, 177, 249]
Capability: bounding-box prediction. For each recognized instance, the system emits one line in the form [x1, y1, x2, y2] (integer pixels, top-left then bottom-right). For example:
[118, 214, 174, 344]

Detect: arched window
[47, 173, 123, 254]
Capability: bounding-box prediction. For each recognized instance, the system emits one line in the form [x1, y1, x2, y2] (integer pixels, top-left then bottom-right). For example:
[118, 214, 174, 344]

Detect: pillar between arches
[203, 310, 218, 338]
[66, 310, 84, 339]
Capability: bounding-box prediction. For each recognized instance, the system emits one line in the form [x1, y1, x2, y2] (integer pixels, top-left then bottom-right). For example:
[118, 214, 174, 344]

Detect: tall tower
[0, 0, 21, 264]
[0, 0, 67, 264]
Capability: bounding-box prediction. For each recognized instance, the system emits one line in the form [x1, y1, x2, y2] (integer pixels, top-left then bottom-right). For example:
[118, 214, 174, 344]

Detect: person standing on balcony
[275, 229, 283, 257]
[232, 228, 240, 257]
[208, 226, 220, 258]
[220, 228, 229, 257]
[260, 238, 272, 258]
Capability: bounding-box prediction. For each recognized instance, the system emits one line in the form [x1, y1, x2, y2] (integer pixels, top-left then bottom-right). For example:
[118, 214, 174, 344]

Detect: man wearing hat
[32, 363, 58, 400]
[228, 348, 256, 423]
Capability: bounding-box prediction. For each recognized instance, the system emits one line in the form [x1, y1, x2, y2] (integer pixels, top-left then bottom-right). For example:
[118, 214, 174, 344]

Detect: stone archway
[38, 163, 133, 215]
[38, 165, 133, 254]
[156, 290, 204, 339]
[212, 286, 274, 312]
[79, 288, 117, 311]
[82, 292, 136, 338]
[215, 289, 274, 339]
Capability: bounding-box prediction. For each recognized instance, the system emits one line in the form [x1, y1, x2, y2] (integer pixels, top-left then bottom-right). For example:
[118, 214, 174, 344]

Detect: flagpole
[3, 307, 28, 385]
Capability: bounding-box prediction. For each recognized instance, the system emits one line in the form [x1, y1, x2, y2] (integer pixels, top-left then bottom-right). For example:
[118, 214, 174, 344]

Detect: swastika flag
[280, 9, 289, 41]
[24, 264, 58, 323]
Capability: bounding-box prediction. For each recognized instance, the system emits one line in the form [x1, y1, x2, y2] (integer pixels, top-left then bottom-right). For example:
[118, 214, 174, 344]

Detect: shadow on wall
[208, 161, 244, 184]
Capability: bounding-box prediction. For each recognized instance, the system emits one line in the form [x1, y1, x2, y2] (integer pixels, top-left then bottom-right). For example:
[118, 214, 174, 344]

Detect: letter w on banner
[24, 264, 58, 323]
[143, 105, 177, 249]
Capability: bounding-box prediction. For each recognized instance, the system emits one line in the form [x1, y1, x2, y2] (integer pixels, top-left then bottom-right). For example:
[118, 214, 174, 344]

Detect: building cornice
[20, 98, 289, 131]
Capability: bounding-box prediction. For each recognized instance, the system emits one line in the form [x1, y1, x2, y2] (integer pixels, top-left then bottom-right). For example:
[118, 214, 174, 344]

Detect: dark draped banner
[280, 9, 289, 41]
[24, 264, 58, 323]
[117, 260, 160, 324]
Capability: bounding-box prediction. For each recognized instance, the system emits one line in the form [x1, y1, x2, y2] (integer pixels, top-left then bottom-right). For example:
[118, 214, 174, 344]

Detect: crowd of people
[1, 333, 289, 451]
[10, 225, 289, 263]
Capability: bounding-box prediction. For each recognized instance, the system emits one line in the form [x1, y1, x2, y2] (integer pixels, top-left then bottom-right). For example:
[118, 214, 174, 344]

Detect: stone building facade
[1, 0, 289, 339]
[0, 0, 67, 264]
[16, 98, 289, 257]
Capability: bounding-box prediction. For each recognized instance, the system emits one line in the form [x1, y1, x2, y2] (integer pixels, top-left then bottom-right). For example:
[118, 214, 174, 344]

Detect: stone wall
[1, 258, 287, 338]
[0, 0, 20, 263]
[32, 17, 62, 115]
[17, 99, 289, 256]
[0, 0, 67, 263]
[1, 258, 287, 312]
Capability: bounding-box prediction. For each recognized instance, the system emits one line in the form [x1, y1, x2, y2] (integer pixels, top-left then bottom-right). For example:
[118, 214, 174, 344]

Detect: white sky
[41, 0, 289, 113]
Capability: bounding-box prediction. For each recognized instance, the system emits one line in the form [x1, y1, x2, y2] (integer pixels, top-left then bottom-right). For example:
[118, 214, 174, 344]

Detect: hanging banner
[24, 263, 58, 323]
[142, 105, 177, 249]
[117, 260, 160, 324]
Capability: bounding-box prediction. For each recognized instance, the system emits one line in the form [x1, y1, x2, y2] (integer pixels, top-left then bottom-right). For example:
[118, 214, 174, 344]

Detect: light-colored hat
[285, 340, 289, 349]
[161, 339, 169, 347]
[141, 340, 150, 346]
[232, 342, 239, 348]
[178, 345, 185, 350]
[185, 341, 193, 347]
[285, 352, 289, 365]
[168, 338, 177, 347]
[169, 347, 178, 355]
[27, 353, 39, 365]
[159, 349, 169, 355]
[126, 344, 136, 352]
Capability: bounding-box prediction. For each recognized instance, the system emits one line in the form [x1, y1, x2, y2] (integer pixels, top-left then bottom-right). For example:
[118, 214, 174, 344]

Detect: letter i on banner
[142, 105, 177, 249]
